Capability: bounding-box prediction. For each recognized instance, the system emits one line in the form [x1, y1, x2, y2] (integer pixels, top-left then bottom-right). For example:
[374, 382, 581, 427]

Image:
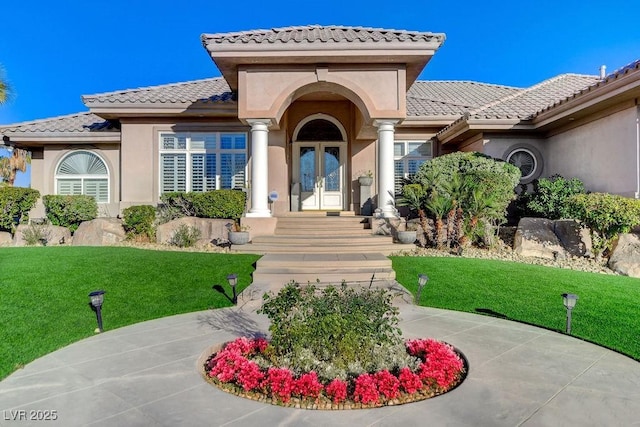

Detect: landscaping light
[227, 274, 238, 305]
[562, 293, 578, 334]
[416, 274, 429, 304]
[88, 290, 105, 333]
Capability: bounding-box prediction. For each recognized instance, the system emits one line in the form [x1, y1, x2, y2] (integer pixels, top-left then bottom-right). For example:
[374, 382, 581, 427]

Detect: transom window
[394, 141, 433, 194]
[55, 151, 109, 203]
[159, 132, 247, 193]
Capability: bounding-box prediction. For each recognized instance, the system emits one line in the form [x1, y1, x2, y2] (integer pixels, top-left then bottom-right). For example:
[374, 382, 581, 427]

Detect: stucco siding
[546, 106, 637, 196]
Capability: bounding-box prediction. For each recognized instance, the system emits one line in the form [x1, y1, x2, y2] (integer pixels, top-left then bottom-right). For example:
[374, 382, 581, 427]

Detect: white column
[375, 119, 399, 217]
[246, 119, 271, 217]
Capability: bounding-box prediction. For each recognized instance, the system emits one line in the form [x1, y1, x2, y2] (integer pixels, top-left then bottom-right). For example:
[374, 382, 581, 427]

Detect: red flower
[294, 371, 324, 399]
[236, 360, 265, 391]
[353, 373, 380, 404]
[325, 379, 348, 404]
[266, 367, 295, 403]
[398, 367, 423, 394]
[375, 370, 400, 400]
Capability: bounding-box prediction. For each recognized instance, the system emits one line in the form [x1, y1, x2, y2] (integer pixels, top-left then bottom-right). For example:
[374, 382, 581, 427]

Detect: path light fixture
[227, 274, 238, 305]
[88, 290, 106, 333]
[562, 293, 579, 334]
[416, 274, 429, 304]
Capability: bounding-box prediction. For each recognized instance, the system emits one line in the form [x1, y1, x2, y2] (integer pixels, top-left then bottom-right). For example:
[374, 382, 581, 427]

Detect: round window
[506, 148, 538, 181]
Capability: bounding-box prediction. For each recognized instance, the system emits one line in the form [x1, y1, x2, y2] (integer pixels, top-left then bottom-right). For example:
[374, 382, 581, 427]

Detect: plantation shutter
[161, 153, 186, 192]
[57, 179, 83, 196]
[55, 151, 109, 202]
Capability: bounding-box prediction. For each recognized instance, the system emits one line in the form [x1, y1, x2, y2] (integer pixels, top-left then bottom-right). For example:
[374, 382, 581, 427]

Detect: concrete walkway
[1, 299, 639, 426]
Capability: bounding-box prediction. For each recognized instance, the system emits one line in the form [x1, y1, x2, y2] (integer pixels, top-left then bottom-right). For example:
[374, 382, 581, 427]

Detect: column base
[246, 210, 272, 218]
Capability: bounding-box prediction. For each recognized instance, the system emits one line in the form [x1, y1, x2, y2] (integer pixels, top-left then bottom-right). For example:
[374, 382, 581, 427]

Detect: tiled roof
[82, 77, 233, 105]
[464, 74, 600, 120]
[0, 112, 118, 134]
[407, 81, 522, 116]
[533, 59, 640, 117]
[201, 25, 445, 46]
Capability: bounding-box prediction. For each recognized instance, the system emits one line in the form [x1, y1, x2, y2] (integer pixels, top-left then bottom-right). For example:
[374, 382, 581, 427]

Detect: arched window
[55, 151, 109, 203]
[296, 119, 344, 141]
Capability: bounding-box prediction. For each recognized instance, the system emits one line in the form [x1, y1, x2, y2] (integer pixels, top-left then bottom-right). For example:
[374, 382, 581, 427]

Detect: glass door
[295, 142, 344, 210]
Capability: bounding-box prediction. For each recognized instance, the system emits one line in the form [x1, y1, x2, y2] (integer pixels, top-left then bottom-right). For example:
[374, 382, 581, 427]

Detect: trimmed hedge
[0, 187, 40, 232]
[42, 195, 97, 233]
[521, 175, 586, 219]
[122, 205, 156, 240]
[160, 190, 246, 220]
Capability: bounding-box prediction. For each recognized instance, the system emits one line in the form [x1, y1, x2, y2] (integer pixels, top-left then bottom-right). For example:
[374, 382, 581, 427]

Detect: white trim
[292, 113, 347, 142]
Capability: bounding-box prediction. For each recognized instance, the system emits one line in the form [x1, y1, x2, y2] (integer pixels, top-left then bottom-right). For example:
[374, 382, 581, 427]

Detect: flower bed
[203, 337, 467, 409]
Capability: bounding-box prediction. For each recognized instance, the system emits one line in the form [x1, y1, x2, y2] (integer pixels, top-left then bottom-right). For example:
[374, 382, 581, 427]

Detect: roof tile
[1, 113, 118, 135]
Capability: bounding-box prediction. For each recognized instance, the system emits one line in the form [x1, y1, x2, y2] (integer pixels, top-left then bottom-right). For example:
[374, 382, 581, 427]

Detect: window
[159, 132, 247, 193]
[504, 145, 543, 184]
[55, 151, 109, 203]
[394, 141, 433, 194]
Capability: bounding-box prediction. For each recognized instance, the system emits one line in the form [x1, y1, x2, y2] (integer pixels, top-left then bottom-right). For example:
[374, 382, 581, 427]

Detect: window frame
[158, 131, 248, 195]
[393, 140, 433, 195]
[54, 150, 110, 203]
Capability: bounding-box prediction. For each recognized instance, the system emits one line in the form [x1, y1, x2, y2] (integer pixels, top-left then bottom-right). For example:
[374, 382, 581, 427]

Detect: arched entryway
[292, 114, 347, 211]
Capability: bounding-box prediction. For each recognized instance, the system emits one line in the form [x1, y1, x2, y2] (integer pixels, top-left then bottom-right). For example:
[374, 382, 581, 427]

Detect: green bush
[568, 193, 640, 255]
[122, 205, 156, 240]
[42, 195, 97, 233]
[168, 223, 201, 247]
[523, 175, 585, 219]
[0, 187, 40, 232]
[159, 190, 246, 221]
[403, 152, 521, 247]
[257, 282, 416, 381]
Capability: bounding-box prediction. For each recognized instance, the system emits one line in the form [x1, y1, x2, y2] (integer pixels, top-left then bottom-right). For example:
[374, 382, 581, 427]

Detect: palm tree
[0, 65, 10, 104]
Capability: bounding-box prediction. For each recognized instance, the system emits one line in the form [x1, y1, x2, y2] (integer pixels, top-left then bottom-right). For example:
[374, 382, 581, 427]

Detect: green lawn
[2, 247, 639, 381]
[0, 247, 259, 380]
[392, 256, 640, 361]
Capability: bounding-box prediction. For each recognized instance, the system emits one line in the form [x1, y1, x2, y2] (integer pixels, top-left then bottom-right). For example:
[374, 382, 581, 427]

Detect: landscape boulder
[156, 217, 232, 245]
[553, 219, 592, 258]
[72, 218, 126, 246]
[514, 218, 566, 260]
[608, 233, 640, 278]
[13, 224, 71, 246]
[0, 231, 12, 246]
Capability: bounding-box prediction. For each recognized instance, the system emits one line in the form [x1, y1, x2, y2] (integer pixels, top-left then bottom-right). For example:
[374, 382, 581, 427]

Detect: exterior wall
[546, 106, 638, 196]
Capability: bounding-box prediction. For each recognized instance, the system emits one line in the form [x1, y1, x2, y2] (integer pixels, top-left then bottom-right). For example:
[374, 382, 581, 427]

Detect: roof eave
[438, 118, 528, 144]
[2, 132, 121, 145]
[86, 103, 239, 119]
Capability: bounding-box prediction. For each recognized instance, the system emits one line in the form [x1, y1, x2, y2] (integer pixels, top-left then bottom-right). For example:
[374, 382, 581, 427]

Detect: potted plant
[357, 170, 374, 187]
[227, 220, 250, 245]
[396, 219, 418, 244]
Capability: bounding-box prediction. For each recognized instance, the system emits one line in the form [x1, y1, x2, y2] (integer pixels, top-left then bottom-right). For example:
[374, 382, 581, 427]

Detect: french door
[294, 142, 345, 210]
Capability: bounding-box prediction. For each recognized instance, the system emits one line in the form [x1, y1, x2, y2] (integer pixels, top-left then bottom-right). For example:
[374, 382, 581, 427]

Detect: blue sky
[1, 0, 640, 186]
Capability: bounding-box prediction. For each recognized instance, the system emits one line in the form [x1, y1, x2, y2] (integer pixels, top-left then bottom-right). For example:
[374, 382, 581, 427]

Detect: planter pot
[358, 176, 374, 186]
[228, 231, 250, 245]
[397, 230, 417, 244]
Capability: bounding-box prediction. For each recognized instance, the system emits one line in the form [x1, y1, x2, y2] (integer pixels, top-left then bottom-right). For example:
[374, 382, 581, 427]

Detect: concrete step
[231, 243, 413, 255]
[256, 252, 392, 268]
[252, 271, 396, 285]
[252, 235, 391, 245]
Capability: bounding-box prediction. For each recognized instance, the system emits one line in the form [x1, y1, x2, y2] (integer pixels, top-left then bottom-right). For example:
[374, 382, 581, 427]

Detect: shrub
[122, 205, 156, 241]
[159, 190, 247, 222]
[257, 282, 410, 381]
[168, 223, 201, 247]
[524, 175, 585, 219]
[0, 187, 40, 232]
[568, 192, 640, 255]
[21, 222, 52, 246]
[402, 152, 520, 248]
[42, 195, 97, 233]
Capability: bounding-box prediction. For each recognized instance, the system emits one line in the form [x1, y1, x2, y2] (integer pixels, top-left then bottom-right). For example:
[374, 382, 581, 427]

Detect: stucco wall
[546, 106, 638, 196]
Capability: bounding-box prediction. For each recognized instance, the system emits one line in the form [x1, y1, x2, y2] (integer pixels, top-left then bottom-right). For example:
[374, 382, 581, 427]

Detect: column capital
[246, 119, 271, 131]
[373, 119, 400, 130]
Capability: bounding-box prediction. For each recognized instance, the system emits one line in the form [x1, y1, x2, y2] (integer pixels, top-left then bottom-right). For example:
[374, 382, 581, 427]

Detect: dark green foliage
[159, 190, 246, 221]
[42, 195, 97, 233]
[568, 193, 640, 255]
[402, 152, 520, 247]
[0, 187, 40, 232]
[122, 205, 156, 240]
[189, 190, 246, 219]
[258, 282, 403, 377]
[522, 175, 586, 219]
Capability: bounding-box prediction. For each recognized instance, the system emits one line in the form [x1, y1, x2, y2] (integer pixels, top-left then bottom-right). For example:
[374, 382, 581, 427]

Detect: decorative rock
[72, 218, 126, 246]
[13, 224, 71, 246]
[514, 218, 566, 260]
[0, 231, 13, 246]
[608, 233, 640, 278]
[156, 217, 232, 245]
[554, 219, 592, 258]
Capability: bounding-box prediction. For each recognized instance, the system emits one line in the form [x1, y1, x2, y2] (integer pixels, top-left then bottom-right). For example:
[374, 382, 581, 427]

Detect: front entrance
[294, 142, 345, 210]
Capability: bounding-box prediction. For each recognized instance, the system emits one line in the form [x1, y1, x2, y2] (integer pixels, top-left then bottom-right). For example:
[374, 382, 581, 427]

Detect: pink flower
[294, 371, 324, 399]
[353, 373, 380, 404]
[374, 370, 400, 400]
[266, 367, 295, 403]
[325, 378, 348, 404]
[398, 367, 423, 394]
[236, 360, 265, 391]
